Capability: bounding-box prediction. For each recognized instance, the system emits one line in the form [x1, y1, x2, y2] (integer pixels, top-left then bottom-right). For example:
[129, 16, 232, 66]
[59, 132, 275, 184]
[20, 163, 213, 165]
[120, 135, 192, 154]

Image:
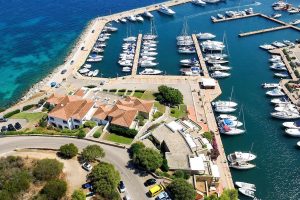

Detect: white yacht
[203, 0, 220, 3]
[177, 40, 194, 46]
[177, 35, 192, 41]
[87, 54, 103, 62]
[270, 63, 286, 71]
[158, 5, 176, 15]
[139, 68, 162, 75]
[191, 0, 206, 6]
[282, 120, 300, 129]
[271, 111, 300, 120]
[104, 26, 118, 32]
[235, 182, 256, 191]
[123, 36, 137, 42]
[122, 67, 131, 72]
[259, 44, 276, 50]
[238, 188, 255, 198]
[285, 129, 300, 137]
[283, 40, 295, 47]
[144, 11, 154, 18]
[180, 58, 199, 65]
[229, 162, 256, 170]
[120, 18, 127, 23]
[290, 19, 300, 25]
[274, 105, 298, 113]
[141, 51, 158, 56]
[266, 88, 285, 97]
[209, 64, 231, 71]
[217, 13, 225, 19]
[118, 60, 133, 67]
[128, 15, 137, 22]
[261, 83, 279, 88]
[227, 152, 256, 163]
[271, 97, 290, 104]
[140, 56, 156, 61]
[216, 114, 237, 121]
[211, 71, 230, 78]
[135, 15, 144, 22]
[220, 126, 245, 135]
[219, 119, 243, 128]
[92, 47, 104, 53]
[207, 59, 229, 64]
[79, 68, 90, 74]
[139, 60, 158, 67]
[214, 106, 236, 113]
[178, 47, 196, 54]
[269, 55, 282, 63]
[271, 13, 282, 18]
[83, 64, 92, 69]
[92, 70, 99, 77]
[272, 41, 286, 48]
[274, 72, 289, 78]
[87, 71, 94, 77]
[212, 100, 237, 108]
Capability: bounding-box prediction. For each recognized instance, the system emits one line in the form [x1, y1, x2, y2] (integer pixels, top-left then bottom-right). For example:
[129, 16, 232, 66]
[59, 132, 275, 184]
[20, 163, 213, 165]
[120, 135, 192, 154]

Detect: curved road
[0, 136, 149, 200]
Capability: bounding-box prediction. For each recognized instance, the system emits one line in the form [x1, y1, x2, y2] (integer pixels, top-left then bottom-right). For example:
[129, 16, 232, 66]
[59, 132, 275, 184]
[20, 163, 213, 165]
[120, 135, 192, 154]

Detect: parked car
[0, 117, 7, 122]
[7, 124, 16, 131]
[81, 46, 85, 50]
[82, 182, 93, 189]
[144, 178, 157, 187]
[82, 162, 93, 171]
[155, 191, 171, 200]
[123, 192, 132, 200]
[14, 122, 22, 130]
[50, 82, 57, 87]
[1, 126, 7, 133]
[70, 60, 74, 65]
[86, 191, 96, 197]
[119, 181, 126, 193]
[61, 69, 67, 74]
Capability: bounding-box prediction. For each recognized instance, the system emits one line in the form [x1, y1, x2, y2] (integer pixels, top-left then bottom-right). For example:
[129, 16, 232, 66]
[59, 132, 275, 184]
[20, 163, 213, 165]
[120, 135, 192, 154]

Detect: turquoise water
[2, 0, 300, 199]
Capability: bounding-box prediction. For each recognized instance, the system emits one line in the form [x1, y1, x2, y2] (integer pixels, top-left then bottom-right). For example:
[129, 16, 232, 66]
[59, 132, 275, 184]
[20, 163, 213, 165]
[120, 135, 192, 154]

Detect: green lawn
[170, 104, 187, 119]
[141, 91, 156, 100]
[10, 112, 46, 123]
[154, 102, 166, 113]
[133, 91, 145, 98]
[104, 133, 133, 145]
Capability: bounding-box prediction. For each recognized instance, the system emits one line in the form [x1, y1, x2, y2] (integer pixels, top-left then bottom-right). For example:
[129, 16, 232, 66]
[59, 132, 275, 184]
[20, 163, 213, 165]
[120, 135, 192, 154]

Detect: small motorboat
[135, 15, 144, 22]
[158, 5, 176, 15]
[238, 188, 255, 198]
[271, 97, 289, 104]
[216, 114, 237, 121]
[282, 120, 300, 129]
[229, 162, 256, 170]
[209, 64, 231, 71]
[214, 106, 236, 113]
[143, 11, 154, 18]
[122, 67, 131, 72]
[196, 32, 216, 40]
[212, 100, 237, 108]
[297, 141, 300, 148]
[220, 126, 245, 135]
[219, 119, 243, 128]
[274, 72, 289, 78]
[266, 88, 285, 97]
[259, 44, 276, 50]
[271, 111, 300, 120]
[227, 152, 256, 163]
[211, 71, 231, 79]
[92, 70, 99, 77]
[139, 68, 163, 75]
[235, 182, 256, 191]
[285, 129, 300, 137]
[261, 83, 279, 88]
[271, 13, 282, 18]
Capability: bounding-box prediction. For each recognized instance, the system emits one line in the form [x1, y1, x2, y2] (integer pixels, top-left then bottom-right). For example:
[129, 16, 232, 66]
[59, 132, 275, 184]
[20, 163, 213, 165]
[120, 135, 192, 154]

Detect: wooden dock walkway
[131, 34, 143, 76]
[239, 25, 290, 37]
[192, 34, 209, 77]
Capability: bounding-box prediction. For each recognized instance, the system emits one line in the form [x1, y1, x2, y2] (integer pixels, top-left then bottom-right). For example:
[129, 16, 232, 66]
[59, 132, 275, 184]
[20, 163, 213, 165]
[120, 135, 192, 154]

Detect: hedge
[134, 90, 145, 93]
[109, 125, 138, 138]
[109, 89, 117, 92]
[85, 85, 96, 88]
[118, 89, 126, 92]
[22, 104, 36, 111]
[4, 109, 21, 118]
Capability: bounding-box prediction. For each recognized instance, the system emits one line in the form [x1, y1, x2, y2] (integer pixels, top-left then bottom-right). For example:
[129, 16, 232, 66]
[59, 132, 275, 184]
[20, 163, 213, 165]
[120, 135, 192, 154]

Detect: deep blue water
[1, 0, 300, 199]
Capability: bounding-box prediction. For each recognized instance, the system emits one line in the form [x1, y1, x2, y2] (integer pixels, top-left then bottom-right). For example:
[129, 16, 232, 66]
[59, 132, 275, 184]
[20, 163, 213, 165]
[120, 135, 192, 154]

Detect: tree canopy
[204, 189, 238, 200]
[157, 85, 183, 106]
[33, 159, 63, 181]
[59, 143, 78, 159]
[41, 179, 67, 200]
[129, 142, 145, 157]
[167, 178, 196, 200]
[81, 145, 105, 162]
[133, 147, 163, 171]
[88, 162, 120, 199]
[71, 189, 86, 200]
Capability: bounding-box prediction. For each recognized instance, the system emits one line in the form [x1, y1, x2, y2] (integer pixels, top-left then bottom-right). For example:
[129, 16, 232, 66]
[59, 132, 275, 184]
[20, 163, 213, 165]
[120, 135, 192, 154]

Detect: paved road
[0, 136, 150, 200]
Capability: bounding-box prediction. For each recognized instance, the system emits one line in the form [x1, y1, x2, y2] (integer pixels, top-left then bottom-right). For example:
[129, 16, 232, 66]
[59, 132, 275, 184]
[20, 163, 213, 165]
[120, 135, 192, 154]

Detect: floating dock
[192, 34, 209, 77]
[212, 12, 300, 37]
[131, 34, 143, 76]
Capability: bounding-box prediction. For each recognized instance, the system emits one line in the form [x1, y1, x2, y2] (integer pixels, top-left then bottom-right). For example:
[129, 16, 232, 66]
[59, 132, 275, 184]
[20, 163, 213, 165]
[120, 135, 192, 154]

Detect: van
[149, 184, 164, 197]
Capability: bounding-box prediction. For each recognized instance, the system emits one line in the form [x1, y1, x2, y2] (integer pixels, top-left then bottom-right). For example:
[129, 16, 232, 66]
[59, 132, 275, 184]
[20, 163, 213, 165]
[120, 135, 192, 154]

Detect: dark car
[91, 30, 95, 33]
[7, 124, 16, 131]
[14, 122, 22, 130]
[119, 181, 126, 193]
[1, 126, 7, 133]
[82, 182, 93, 189]
[81, 46, 85, 50]
[70, 60, 74, 65]
[0, 117, 7, 122]
[144, 178, 157, 187]
[61, 69, 67, 74]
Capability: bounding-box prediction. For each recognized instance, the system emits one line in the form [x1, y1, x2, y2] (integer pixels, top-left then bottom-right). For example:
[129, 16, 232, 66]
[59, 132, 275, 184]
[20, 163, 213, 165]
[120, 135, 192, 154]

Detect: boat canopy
[223, 125, 231, 132]
[224, 119, 233, 126]
[295, 120, 300, 127]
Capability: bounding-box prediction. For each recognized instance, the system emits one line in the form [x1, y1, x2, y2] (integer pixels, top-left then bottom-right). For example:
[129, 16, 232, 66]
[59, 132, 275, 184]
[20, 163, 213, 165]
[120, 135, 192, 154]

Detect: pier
[212, 12, 300, 37]
[192, 34, 209, 77]
[131, 34, 143, 76]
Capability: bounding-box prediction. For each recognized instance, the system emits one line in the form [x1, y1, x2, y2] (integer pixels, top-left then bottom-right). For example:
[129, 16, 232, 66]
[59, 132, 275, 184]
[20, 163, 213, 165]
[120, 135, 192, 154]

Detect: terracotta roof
[74, 89, 85, 97]
[48, 96, 94, 120]
[109, 105, 138, 128]
[118, 96, 154, 113]
[93, 105, 112, 120]
[46, 93, 65, 105]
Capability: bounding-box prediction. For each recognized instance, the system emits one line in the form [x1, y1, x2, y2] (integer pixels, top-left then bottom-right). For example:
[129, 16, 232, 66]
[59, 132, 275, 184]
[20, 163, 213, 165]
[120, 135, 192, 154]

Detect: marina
[1, 0, 300, 199]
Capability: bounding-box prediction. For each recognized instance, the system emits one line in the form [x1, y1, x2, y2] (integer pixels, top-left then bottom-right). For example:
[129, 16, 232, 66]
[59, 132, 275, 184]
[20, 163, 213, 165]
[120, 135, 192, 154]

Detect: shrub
[77, 129, 86, 139]
[93, 130, 102, 138]
[85, 85, 96, 88]
[153, 111, 163, 119]
[161, 158, 169, 172]
[295, 70, 300, 78]
[33, 159, 63, 181]
[129, 142, 145, 158]
[103, 89, 108, 92]
[81, 145, 105, 162]
[109, 125, 138, 138]
[202, 132, 214, 142]
[22, 104, 36, 111]
[71, 189, 85, 200]
[133, 148, 163, 171]
[157, 85, 183, 106]
[3, 170, 32, 195]
[118, 89, 126, 92]
[59, 143, 78, 159]
[83, 121, 97, 129]
[38, 116, 48, 127]
[173, 170, 191, 179]
[147, 123, 160, 131]
[4, 109, 20, 118]
[41, 179, 67, 200]
[167, 179, 196, 200]
[109, 89, 117, 92]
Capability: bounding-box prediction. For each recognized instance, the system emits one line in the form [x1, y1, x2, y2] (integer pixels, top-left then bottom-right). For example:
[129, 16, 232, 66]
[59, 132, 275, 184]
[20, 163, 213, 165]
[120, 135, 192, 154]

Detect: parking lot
[0, 118, 27, 132]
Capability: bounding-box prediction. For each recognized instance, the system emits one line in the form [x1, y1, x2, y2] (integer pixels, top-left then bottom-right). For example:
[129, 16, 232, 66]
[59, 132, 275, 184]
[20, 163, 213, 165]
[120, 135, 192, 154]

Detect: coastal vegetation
[0, 156, 67, 199]
[4, 109, 21, 118]
[71, 189, 86, 200]
[157, 85, 183, 106]
[81, 144, 105, 162]
[204, 189, 238, 200]
[88, 162, 121, 200]
[59, 143, 79, 159]
[109, 124, 138, 138]
[167, 178, 196, 200]
[93, 128, 102, 138]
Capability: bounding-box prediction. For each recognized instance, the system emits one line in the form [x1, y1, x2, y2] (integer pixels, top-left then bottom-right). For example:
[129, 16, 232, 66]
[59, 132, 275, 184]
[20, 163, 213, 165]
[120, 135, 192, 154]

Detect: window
[63, 120, 67, 124]
[49, 117, 54, 121]
[74, 119, 80, 123]
[58, 125, 63, 129]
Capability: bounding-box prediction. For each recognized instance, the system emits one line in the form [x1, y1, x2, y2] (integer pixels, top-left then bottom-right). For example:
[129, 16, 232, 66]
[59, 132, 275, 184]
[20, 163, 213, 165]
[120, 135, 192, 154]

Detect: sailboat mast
[229, 86, 234, 102]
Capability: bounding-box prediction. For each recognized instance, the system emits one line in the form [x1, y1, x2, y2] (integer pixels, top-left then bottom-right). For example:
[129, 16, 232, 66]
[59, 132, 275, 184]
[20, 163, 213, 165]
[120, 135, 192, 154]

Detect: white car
[82, 162, 93, 171]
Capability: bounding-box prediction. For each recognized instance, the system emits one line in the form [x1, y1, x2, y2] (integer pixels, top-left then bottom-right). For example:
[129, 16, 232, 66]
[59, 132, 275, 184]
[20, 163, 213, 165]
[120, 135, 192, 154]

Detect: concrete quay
[192, 34, 209, 77]
[131, 34, 143, 75]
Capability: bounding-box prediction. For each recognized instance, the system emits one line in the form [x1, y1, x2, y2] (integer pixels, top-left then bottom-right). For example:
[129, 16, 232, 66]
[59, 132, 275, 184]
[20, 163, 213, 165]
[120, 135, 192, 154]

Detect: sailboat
[212, 87, 237, 108]
[143, 19, 158, 40]
[219, 106, 246, 135]
[177, 18, 191, 42]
